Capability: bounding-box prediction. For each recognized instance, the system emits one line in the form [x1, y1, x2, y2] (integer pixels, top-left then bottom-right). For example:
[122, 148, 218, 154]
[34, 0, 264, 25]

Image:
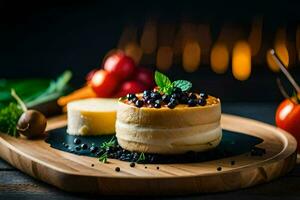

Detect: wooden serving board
[0, 114, 297, 195]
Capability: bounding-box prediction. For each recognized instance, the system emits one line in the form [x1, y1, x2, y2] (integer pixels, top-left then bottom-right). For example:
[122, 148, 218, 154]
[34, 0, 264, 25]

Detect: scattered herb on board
[154, 71, 192, 95]
[100, 137, 116, 149]
[136, 152, 146, 163]
[99, 152, 108, 163]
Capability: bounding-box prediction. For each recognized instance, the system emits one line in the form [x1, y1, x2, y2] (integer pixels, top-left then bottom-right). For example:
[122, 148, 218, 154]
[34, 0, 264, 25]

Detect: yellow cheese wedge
[67, 98, 118, 135]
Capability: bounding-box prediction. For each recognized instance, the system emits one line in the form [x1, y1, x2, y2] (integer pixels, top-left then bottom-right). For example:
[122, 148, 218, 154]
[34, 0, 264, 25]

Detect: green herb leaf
[99, 152, 108, 163]
[173, 80, 192, 92]
[155, 71, 172, 90]
[136, 152, 146, 163]
[0, 103, 23, 137]
[100, 137, 116, 149]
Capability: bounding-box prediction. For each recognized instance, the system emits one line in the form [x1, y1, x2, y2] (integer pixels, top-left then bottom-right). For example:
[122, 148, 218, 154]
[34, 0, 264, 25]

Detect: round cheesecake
[116, 95, 222, 154]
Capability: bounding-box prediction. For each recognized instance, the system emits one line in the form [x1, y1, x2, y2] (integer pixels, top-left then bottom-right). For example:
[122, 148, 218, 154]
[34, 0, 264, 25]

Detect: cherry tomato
[275, 98, 300, 152]
[134, 67, 154, 89]
[86, 68, 98, 83]
[90, 70, 119, 97]
[114, 80, 146, 98]
[103, 51, 136, 81]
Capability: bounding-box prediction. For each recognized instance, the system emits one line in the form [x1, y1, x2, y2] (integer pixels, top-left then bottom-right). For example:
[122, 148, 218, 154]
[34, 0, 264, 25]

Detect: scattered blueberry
[75, 146, 81, 151]
[167, 102, 176, 109]
[81, 143, 88, 150]
[143, 90, 151, 97]
[151, 92, 161, 100]
[173, 87, 182, 94]
[135, 100, 144, 108]
[179, 95, 188, 104]
[90, 146, 98, 153]
[198, 98, 206, 106]
[156, 166, 160, 170]
[147, 99, 155, 105]
[231, 160, 235, 165]
[91, 164, 94, 167]
[188, 93, 197, 99]
[130, 162, 135, 167]
[162, 95, 171, 103]
[171, 93, 180, 100]
[115, 167, 120, 172]
[64, 144, 69, 148]
[217, 167, 222, 171]
[73, 138, 81, 145]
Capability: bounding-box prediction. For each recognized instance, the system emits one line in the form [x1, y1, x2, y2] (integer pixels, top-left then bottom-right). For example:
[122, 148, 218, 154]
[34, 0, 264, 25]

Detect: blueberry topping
[143, 90, 151, 97]
[198, 98, 206, 106]
[179, 95, 188, 104]
[188, 93, 197, 99]
[73, 138, 81, 145]
[90, 146, 98, 153]
[167, 102, 176, 109]
[162, 94, 171, 103]
[169, 98, 179, 105]
[187, 99, 197, 107]
[126, 93, 136, 100]
[130, 97, 138, 103]
[75, 146, 81, 151]
[171, 93, 180, 100]
[81, 143, 88, 150]
[130, 162, 135, 167]
[199, 93, 208, 99]
[151, 91, 161, 100]
[155, 99, 162, 105]
[135, 100, 144, 108]
[173, 87, 182, 94]
[154, 103, 161, 108]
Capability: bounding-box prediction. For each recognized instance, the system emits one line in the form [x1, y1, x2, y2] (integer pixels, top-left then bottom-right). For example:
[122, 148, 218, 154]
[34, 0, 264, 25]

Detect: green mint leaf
[173, 80, 192, 92]
[155, 71, 172, 89]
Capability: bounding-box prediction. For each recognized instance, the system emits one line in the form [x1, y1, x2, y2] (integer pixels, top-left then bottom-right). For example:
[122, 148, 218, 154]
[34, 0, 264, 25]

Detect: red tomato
[134, 67, 154, 88]
[86, 68, 98, 82]
[90, 70, 119, 97]
[103, 51, 136, 81]
[275, 98, 300, 152]
[114, 80, 146, 97]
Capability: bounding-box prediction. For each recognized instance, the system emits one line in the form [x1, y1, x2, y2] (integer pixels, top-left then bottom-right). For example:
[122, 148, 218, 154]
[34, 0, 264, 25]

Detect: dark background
[2, 0, 300, 101]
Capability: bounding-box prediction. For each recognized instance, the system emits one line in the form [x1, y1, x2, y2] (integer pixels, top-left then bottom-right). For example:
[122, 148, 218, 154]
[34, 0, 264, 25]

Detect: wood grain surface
[0, 113, 297, 196]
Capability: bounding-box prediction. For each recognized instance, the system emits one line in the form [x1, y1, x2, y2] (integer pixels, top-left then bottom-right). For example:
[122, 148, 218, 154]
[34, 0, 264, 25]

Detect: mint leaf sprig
[154, 71, 192, 95]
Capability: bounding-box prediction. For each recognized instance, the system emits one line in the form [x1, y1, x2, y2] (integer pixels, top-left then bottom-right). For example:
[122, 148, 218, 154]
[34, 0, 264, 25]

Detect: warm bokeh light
[182, 41, 201, 72]
[267, 28, 289, 72]
[210, 42, 229, 74]
[124, 42, 143, 64]
[248, 18, 263, 56]
[118, 25, 137, 50]
[198, 24, 212, 64]
[232, 41, 251, 81]
[156, 46, 173, 71]
[140, 20, 157, 54]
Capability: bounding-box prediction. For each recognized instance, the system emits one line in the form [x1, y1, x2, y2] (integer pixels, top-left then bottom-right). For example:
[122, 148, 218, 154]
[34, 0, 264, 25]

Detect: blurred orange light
[140, 20, 157, 54]
[267, 28, 289, 72]
[124, 42, 143, 65]
[156, 46, 173, 71]
[182, 41, 201, 72]
[210, 42, 229, 74]
[248, 18, 263, 56]
[232, 41, 251, 81]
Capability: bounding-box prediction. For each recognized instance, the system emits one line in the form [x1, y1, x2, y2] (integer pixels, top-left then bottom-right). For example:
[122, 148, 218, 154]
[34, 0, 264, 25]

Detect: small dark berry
[173, 87, 182, 94]
[167, 102, 176, 109]
[155, 99, 162, 105]
[126, 93, 136, 100]
[156, 166, 160, 170]
[169, 98, 179, 105]
[171, 93, 180, 100]
[115, 167, 120, 172]
[188, 99, 197, 107]
[188, 93, 197, 99]
[90, 146, 98, 153]
[130, 162, 136, 167]
[151, 92, 161, 100]
[199, 93, 208, 99]
[154, 103, 161, 108]
[143, 90, 151, 97]
[130, 97, 138, 103]
[162, 94, 171, 103]
[231, 160, 235, 165]
[75, 146, 81, 151]
[217, 167, 222, 171]
[73, 138, 81, 145]
[179, 95, 188, 104]
[91, 164, 94, 167]
[145, 166, 148, 169]
[64, 144, 69, 148]
[198, 98, 206, 106]
[81, 143, 88, 150]
[135, 100, 144, 108]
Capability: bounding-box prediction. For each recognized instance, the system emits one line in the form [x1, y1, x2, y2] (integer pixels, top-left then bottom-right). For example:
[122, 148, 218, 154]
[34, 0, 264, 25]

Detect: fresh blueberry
[155, 99, 162, 105]
[151, 92, 161, 100]
[147, 99, 155, 105]
[188, 99, 197, 107]
[171, 93, 180, 100]
[73, 138, 81, 145]
[167, 102, 176, 109]
[169, 98, 179, 105]
[188, 93, 197, 99]
[198, 98, 206, 106]
[126, 93, 136, 100]
[162, 94, 171, 103]
[173, 87, 182, 94]
[199, 93, 208, 99]
[90, 146, 98, 153]
[81, 143, 88, 150]
[135, 100, 144, 108]
[143, 90, 151, 98]
[154, 103, 161, 108]
[179, 95, 188, 104]
[130, 97, 138, 103]
[75, 146, 81, 151]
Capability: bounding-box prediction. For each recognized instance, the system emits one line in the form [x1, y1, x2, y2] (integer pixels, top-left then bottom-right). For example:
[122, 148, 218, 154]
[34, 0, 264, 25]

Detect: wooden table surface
[1, 102, 299, 200]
